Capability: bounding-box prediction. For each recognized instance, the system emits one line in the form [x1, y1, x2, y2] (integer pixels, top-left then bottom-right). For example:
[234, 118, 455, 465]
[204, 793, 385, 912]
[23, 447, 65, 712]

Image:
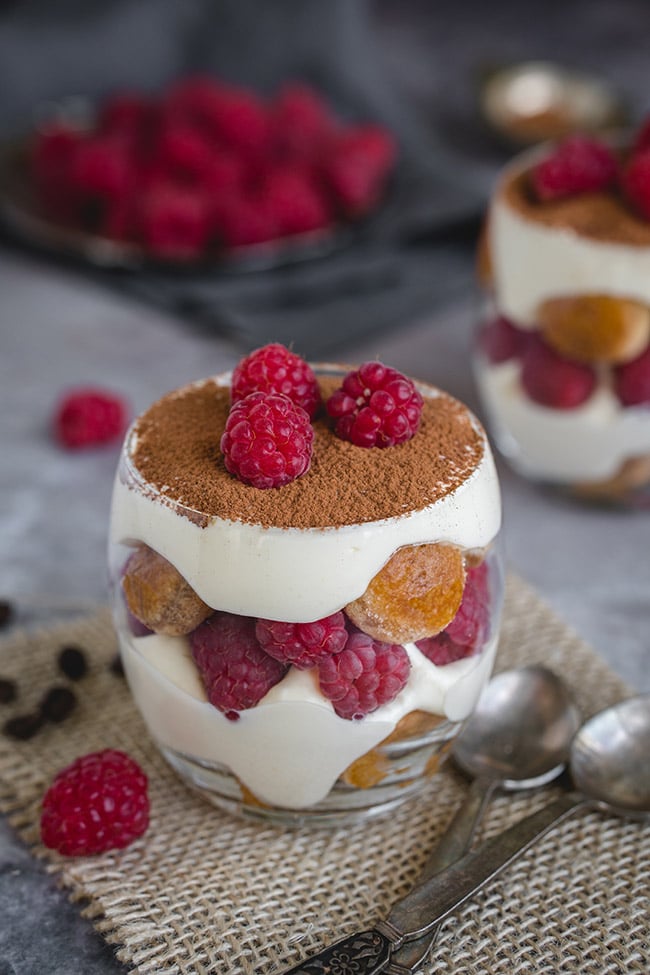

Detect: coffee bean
[0, 679, 17, 704]
[4, 713, 43, 740]
[0, 600, 14, 628]
[40, 686, 77, 723]
[57, 645, 88, 681]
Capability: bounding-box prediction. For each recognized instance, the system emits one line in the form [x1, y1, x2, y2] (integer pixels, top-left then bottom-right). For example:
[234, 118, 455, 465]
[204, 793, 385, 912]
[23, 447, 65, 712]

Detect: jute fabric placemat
[0, 574, 647, 974]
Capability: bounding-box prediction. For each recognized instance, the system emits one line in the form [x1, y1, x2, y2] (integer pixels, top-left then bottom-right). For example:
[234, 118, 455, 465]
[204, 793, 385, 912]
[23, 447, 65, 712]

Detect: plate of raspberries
[0, 75, 397, 270]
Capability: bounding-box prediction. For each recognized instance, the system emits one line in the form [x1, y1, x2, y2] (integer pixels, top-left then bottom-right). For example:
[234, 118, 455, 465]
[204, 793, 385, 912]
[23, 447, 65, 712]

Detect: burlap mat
[0, 574, 647, 974]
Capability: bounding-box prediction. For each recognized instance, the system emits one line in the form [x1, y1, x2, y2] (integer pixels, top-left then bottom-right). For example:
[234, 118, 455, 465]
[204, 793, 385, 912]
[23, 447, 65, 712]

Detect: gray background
[1, 1, 649, 971]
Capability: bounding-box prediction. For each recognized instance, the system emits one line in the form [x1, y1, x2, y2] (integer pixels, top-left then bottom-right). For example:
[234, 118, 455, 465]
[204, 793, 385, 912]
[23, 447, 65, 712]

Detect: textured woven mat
[0, 574, 648, 975]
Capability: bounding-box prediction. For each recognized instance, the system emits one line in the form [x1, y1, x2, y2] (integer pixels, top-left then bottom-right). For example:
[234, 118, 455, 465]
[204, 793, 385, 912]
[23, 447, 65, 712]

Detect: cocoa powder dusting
[130, 376, 484, 530]
[501, 167, 650, 246]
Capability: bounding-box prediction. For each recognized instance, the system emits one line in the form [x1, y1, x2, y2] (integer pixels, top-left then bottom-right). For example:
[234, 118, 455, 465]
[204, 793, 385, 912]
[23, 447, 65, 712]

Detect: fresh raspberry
[231, 343, 322, 418]
[137, 182, 210, 259]
[31, 123, 82, 221]
[520, 335, 596, 408]
[220, 391, 314, 488]
[54, 388, 128, 449]
[271, 82, 335, 158]
[208, 86, 270, 156]
[613, 345, 650, 406]
[318, 630, 410, 720]
[260, 167, 332, 237]
[98, 92, 152, 139]
[201, 151, 245, 195]
[256, 612, 348, 669]
[156, 122, 214, 183]
[416, 561, 492, 665]
[212, 193, 279, 248]
[40, 749, 149, 855]
[321, 124, 396, 216]
[621, 148, 650, 221]
[326, 362, 423, 448]
[478, 315, 530, 364]
[531, 136, 618, 201]
[189, 612, 287, 717]
[69, 137, 134, 210]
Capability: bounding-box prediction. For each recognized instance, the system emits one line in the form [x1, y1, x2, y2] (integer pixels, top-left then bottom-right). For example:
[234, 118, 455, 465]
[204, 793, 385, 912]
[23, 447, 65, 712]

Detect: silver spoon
[386, 666, 580, 974]
[282, 694, 650, 975]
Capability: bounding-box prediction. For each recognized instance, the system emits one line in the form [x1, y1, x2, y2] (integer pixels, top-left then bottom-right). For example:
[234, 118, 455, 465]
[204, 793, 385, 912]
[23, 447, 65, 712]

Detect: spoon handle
[387, 791, 587, 940]
[383, 777, 497, 973]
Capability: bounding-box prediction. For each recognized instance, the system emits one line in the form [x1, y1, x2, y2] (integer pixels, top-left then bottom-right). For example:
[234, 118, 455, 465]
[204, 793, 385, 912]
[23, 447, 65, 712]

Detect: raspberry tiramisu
[476, 129, 650, 503]
[109, 346, 503, 824]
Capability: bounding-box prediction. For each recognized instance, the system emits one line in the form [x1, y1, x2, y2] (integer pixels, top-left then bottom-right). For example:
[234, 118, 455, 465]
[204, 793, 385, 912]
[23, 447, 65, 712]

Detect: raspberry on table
[260, 166, 332, 237]
[70, 137, 134, 212]
[621, 148, 650, 221]
[40, 749, 149, 856]
[206, 85, 270, 156]
[531, 136, 618, 201]
[231, 343, 322, 418]
[520, 335, 597, 408]
[212, 193, 279, 247]
[318, 629, 410, 720]
[326, 361, 423, 448]
[190, 612, 288, 717]
[256, 612, 348, 669]
[321, 124, 396, 216]
[478, 315, 529, 364]
[417, 561, 492, 664]
[614, 345, 650, 406]
[157, 122, 215, 183]
[220, 390, 314, 488]
[137, 182, 211, 259]
[53, 388, 128, 449]
[271, 82, 334, 158]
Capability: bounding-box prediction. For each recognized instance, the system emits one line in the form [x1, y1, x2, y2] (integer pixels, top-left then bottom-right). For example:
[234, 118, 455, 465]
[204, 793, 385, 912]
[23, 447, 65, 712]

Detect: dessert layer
[110, 374, 501, 621]
[475, 357, 650, 481]
[119, 622, 498, 808]
[491, 160, 650, 324]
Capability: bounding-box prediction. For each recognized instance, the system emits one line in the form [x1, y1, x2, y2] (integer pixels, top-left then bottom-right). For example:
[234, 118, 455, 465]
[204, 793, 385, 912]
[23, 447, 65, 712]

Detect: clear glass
[474, 303, 650, 508]
[109, 369, 504, 826]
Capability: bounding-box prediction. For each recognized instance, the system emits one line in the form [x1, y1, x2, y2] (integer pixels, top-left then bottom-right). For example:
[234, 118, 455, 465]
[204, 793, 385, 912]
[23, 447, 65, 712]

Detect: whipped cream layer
[119, 622, 498, 808]
[110, 375, 502, 622]
[475, 358, 650, 481]
[490, 161, 650, 325]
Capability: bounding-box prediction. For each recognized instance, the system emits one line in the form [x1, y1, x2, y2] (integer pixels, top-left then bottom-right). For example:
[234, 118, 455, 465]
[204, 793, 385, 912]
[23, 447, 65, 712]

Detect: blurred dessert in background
[475, 126, 650, 504]
[109, 346, 503, 824]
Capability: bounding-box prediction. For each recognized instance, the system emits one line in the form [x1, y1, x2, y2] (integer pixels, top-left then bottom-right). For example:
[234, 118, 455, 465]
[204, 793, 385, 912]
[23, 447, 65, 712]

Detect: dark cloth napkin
[0, 0, 485, 356]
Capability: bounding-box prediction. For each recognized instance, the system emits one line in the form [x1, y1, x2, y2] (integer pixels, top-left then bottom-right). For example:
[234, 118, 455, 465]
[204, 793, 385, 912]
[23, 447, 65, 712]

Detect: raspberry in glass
[621, 148, 650, 221]
[220, 391, 314, 488]
[520, 335, 597, 408]
[190, 612, 287, 718]
[614, 346, 650, 406]
[256, 612, 348, 669]
[40, 749, 149, 856]
[417, 561, 491, 664]
[326, 361, 423, 448]
[478, 315, 529, 364]
[318, 630, 410, 720]
[231, 343, 321, 418]
[531, 136, 618, 201]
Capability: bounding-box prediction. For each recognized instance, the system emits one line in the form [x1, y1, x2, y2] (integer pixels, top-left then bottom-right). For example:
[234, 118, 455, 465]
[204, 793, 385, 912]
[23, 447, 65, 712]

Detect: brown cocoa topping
[129, 376, 484, 530]
[500, 166, 650, 246]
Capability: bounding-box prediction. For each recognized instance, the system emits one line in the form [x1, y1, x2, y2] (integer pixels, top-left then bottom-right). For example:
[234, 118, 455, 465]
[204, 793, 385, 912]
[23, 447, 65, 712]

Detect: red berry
[70, 137, 134, 206]
[614, 345, 650, 406]
[260, 166, 331, 237]
[531, 136, 618, 201]
[621, 148, 650, 221]
[137, 182, 210, 259]
[221, 391, 314, 488]
[322, 124, 396, 216]
[271, 82, 335, 158]
[231, 343, 322, 418]
[190, 612, 287, 717]
[212, 193, 279, 248]
[98, 92, 152, 138]
[186, 84, 269, 156]
[326, 362, 423, 448]
[520, 335, 596, 408]
[54, 388, 128, 449]
[256, 612, 348, 669]
[40, 749, 149, 855]
[156, 122, 214, 182]
[201, 151, 245, 196]
[318, 630, 410, 720]
[478, 315, 529, 364]
[31, 123, 82, 221]
[633, 116, 650, 154]
[416, 561, 492, 665]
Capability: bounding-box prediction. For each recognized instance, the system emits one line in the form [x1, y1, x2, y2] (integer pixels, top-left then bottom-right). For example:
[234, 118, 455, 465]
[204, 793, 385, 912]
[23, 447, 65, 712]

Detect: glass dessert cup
[109, 365, 504, 827]
[475, 140, 650, 508]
